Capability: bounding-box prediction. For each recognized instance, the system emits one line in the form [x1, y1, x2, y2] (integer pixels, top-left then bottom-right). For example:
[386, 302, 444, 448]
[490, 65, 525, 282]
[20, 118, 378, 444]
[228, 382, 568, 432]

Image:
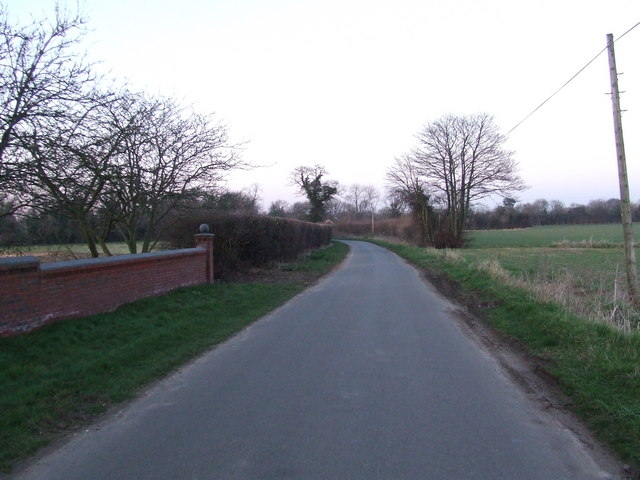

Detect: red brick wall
[0, 237, 214, 336]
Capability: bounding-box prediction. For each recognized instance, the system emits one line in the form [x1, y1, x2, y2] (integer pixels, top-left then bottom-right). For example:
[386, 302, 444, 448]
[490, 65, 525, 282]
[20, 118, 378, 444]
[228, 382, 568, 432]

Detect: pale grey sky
[8, 0, 640, 209]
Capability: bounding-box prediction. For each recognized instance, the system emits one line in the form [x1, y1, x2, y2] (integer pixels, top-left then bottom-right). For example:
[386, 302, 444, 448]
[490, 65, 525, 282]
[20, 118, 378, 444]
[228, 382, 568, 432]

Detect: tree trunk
[98, 239, 112, 256]
[77, 217, 99, 258]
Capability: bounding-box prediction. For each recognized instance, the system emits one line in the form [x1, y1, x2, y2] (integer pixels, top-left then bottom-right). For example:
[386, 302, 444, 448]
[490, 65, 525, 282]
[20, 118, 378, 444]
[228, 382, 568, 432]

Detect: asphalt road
[13, 241, 616, 479]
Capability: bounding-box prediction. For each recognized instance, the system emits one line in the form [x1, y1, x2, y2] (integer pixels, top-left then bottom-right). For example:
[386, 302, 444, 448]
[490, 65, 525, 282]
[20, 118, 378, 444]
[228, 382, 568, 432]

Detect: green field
[0, 242, 145, 261]
[468, 223, 637, 248]
[463, 224, 640, 329]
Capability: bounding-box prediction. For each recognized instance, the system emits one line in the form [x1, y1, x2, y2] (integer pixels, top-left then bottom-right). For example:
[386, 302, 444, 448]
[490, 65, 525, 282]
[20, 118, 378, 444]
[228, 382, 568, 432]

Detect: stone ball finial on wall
[199, 224, 210, 233]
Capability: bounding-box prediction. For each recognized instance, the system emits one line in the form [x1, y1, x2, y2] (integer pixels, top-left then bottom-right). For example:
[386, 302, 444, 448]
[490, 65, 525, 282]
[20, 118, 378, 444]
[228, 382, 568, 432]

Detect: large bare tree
[412, 113, 526, 246]
[0, 5, 245, 254]
[0, 5, 94, 211]
[103, 92, 243, 253]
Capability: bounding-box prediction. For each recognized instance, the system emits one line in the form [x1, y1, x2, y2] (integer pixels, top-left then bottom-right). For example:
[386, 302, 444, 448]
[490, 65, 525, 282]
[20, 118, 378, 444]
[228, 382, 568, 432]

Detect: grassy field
[0, 242, 349, 472]
[373, 239, 640, 471]
[0, 242, 144, 262]
[468, 223, 639, 248]
[464, 225, 640, 330]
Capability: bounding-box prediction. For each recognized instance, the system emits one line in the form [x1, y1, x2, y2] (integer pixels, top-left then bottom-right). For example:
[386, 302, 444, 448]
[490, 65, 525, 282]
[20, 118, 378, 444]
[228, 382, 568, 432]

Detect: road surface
[13, 241, 618, 479]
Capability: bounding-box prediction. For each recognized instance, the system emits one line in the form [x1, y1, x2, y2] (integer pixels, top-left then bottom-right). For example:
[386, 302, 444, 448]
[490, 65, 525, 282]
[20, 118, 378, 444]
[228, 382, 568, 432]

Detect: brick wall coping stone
[38, 248, 202, 274]
[0, 256, 41, 272]
[0, 249, 203, 275]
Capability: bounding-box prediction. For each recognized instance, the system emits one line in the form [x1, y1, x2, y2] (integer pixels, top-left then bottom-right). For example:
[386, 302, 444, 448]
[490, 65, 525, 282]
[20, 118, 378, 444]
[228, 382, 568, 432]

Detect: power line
[506, 19, 640, 135]
[506, 47, 606, 135]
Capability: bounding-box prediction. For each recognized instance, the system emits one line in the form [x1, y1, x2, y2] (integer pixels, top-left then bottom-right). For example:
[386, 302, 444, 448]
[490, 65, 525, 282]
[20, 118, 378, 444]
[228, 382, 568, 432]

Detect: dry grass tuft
[482, 261, 639, 333]
[442, 249, 463, 262]
[552, 237, 624, 249]
[431, 248, 640, 333]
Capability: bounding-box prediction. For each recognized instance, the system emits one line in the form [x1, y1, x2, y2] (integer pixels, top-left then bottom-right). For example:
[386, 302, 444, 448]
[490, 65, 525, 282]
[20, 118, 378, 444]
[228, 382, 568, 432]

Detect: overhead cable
[506, 19, 640, 135]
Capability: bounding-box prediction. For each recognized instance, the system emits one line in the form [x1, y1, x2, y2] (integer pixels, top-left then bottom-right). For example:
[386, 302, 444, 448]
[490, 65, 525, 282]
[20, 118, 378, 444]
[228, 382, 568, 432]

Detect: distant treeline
[3, 195, 635, 250]
[467, 198, 638, 230]
[0, 190, 262, 248]
[334, 197, 639, 245]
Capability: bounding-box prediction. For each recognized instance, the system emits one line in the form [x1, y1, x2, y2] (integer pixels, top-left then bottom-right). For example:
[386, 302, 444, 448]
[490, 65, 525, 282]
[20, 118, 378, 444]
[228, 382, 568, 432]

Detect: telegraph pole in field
[606, 33, 640, 306]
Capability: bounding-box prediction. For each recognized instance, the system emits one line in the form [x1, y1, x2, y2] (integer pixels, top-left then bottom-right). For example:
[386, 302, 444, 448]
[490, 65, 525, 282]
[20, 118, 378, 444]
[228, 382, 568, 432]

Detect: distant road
[13, 241, 616, 479]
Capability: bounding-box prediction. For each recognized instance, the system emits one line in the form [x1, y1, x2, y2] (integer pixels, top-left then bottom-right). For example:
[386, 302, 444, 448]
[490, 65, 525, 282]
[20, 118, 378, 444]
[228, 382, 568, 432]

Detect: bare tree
[343, 184, 379, 220]
[18, 93, 126, 257]
[361, 185, 379, 215]
[242, 183, 262, 213]
[104, 92, 243, 253]
[325, 197, 349, 222]
[386, 154, 434, 245]
[344, 184, 365, 220]
[413, 113, 526, 246]
[0, 6, 245, 254]
[0, 5, 94, 211]
[290, 165, 338, 222]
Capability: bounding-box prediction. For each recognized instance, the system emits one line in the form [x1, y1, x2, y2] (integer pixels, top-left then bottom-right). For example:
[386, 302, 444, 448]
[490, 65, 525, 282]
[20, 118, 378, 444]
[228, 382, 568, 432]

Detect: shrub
[432, 228, 468, 249]
[162, 214, 332, 278]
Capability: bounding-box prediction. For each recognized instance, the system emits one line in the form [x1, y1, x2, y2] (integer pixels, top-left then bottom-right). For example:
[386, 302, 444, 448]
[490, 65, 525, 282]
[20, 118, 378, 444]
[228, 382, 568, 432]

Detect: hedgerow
[163, 214, 332, 278]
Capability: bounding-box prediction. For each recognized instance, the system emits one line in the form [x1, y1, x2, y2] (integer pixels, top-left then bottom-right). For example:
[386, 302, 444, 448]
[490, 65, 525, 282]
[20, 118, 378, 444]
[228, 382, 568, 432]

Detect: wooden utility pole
[607, 33, 640, 305]
[371, 209, 375, 236]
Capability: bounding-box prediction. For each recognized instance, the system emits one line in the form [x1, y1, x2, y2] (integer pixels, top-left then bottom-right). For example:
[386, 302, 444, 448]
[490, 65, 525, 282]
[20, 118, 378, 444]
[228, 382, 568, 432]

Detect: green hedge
[163, 214, 332, 278]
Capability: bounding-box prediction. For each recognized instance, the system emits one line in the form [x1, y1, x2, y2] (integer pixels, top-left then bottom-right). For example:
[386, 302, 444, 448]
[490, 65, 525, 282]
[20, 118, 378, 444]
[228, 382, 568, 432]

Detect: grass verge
[0, 241, 349, 472]
[371, 239, 640, 471]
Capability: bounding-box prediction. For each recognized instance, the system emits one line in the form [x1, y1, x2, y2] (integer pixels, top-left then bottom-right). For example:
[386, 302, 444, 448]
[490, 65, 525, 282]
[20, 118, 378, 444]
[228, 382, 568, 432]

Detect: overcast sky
[8, 0, 640, 210]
